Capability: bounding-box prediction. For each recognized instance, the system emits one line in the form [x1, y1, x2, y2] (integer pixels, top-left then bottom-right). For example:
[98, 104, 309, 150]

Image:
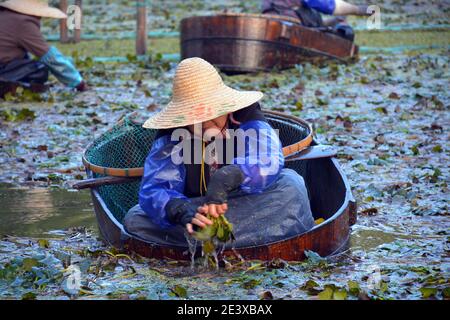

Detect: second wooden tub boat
[180, 13, 359, 73]
[76, 110, 356, 261]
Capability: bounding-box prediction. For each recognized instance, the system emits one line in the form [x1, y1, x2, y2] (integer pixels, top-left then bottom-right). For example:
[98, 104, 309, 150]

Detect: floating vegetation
[1, 87, 43, 103]
[0, 107, 36, 122]
[193, 215, 235, 243]
[0, 0, 448, 300]
[192, 215, 235, 270]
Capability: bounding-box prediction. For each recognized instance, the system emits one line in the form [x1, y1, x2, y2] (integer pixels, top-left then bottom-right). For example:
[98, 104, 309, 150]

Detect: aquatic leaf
[62, 279, 79, 296]
[21, 292, 37, 300]
[367, 158, 388, 166]
[216, 223, 225, 240]
[22, 258, 39, 272]
[359, 76, 370, 84]
[193, 224, 216, 242]
[301, 280, 321, 295]
[428, 168, 441, 183]
[411, 145, 420, 155]
[379, 281, 389, 293]
[347, 281, 360, 296]
[191, 214, 234, 269]
[245, 262, 265, 272]
[241, 279, 262, 289]
[304, 250, 326, 265]
[388, 92, 400, 99]
[4, 92, 15, 101]
[405, 266, 430, 274]
[193, 215, 234, 243]
[333, 289, 348, 300]
[399, 111, 414, 120]
[316, 97, 328, 106]
[202, 240, 215, 255]
[265, 258, 287, 269]
[442, 287, 450, 299]
[17, 108, 36, 120]
[366, 183, 384, 197]
[170, 285, 188, 298]
[126, 53, 137, 63]
[419, 287, 437, 298]
[39, 255, 60, 267]
[0, 108, 36, 122]
[21, 89, 43, 102]
[374, 107, 388, 114]
[318, 284, 348, 300]
[260, 291, 274, 300]
[38, 239, 50, 248]
[318, 287, 334, 300]
[11, 277, 24, 287]
[431, 145, 442, 153]
[353, 163, 367, 173]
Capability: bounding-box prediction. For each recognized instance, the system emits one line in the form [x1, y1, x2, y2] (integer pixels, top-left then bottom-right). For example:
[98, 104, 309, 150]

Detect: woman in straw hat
[124, 58, 314, 248]
[0, 0, 87, 96]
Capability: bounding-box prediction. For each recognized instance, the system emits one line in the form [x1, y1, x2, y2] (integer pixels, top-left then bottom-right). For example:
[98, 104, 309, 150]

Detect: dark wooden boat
[180, 13, 358, 73]
[81, 110, 357, 261]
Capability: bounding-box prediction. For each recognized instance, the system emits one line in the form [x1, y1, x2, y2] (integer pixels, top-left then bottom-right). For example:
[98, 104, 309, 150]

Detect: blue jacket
[139, 120, 285, 228]
[262, 0, 336, 16]
[303, 0, 336, 15]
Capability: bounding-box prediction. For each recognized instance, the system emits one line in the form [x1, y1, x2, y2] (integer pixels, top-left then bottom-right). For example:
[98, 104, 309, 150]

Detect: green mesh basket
[83, 110, 312, 222]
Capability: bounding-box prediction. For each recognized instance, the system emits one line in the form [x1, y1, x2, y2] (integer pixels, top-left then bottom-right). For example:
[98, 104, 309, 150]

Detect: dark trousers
[124, 168, 315, 249]
[0, 55, 49, 97]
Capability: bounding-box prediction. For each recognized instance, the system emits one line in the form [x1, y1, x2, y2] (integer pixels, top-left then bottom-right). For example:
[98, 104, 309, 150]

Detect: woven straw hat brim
[0, 0, 67, 19]
[143, 85, 263, 129]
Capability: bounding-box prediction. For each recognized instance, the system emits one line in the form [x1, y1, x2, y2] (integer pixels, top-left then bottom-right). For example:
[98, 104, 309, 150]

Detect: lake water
[0, 184, 96, 238]
[0, 181, 447, 300]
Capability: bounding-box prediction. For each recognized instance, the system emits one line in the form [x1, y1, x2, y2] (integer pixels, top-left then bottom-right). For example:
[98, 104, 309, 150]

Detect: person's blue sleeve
[232, 120, 284, 194]
[39, 46, 82, 88]
[139, 135, 188, 229]
[302, 0, 336, 15]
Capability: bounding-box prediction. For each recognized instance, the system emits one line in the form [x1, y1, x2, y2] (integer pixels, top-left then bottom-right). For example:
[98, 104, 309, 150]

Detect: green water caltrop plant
[193, 215, 235, 265]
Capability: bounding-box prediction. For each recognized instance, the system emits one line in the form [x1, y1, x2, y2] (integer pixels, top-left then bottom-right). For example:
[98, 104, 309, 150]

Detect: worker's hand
[186, 204, 214, 234]
[186, 203, 228, 234]
[166, 198, 210, 230]
[204, 203, 228, 218]
[75, 80, 89, 92]
[358, 5, 373, 16]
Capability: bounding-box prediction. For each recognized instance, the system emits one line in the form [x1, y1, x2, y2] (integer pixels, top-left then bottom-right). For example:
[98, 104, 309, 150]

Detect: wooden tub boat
[80, 110, 356, 261]
[180, 13, 358, 73]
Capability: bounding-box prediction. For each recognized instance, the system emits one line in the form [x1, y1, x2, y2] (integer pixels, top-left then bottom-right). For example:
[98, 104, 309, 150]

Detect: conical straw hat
[0, 0, 67, 19]
[143, 57, 263, 129]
